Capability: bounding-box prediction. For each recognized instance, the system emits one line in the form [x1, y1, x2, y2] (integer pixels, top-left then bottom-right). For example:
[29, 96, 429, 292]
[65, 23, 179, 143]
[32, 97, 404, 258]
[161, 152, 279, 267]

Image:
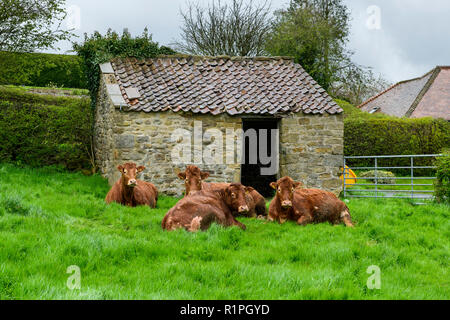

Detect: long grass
[0, 164, 448, 300]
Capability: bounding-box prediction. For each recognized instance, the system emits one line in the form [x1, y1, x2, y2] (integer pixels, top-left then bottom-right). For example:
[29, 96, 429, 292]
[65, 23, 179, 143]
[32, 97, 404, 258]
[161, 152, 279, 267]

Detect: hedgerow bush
[359, 170, 396, 184]
[434, 151, 450, 203]
[73, 28, 176, 111]
[0, 86, 92, 170]
[345, 117, 449, 157]
[342, 102, 450, 176]
[0, 51, 87, 89]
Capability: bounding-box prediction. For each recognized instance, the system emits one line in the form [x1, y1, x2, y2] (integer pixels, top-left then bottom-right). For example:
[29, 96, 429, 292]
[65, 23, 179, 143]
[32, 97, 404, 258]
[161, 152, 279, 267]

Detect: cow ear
[294, 182, 303, 189]
[178, 172, 186, 180]
[245, 186, 253, 194]
[117, 165, 124, 173]
[137, 166, 145, 173]
[270, 182, 277, 190]
[200, 171, 210, 180]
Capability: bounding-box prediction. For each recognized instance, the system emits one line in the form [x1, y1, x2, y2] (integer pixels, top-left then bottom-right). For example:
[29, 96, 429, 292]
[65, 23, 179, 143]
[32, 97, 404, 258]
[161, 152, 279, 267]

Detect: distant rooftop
[358, 66, 450, 120]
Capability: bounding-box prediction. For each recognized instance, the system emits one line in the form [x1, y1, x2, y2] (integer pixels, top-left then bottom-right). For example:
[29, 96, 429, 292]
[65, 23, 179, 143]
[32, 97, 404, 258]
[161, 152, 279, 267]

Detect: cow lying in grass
[162, 183, 251, 232]
[268, 176, 353, 227]
[105, 162, 158, 208]
[177, 165, 267, 218]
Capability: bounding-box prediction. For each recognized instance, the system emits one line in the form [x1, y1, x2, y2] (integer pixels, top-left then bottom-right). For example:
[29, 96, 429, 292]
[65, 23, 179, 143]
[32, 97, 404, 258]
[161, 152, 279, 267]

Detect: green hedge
[435, 151, 450, 203]
[0, 87, 92, 170]
[344, 117, 450, 175]
[0, 51, 88, 89]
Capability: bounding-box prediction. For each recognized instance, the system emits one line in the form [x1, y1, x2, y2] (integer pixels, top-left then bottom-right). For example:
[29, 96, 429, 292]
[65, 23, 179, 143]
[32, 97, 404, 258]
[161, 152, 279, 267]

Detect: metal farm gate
[343, 154, 442, 201]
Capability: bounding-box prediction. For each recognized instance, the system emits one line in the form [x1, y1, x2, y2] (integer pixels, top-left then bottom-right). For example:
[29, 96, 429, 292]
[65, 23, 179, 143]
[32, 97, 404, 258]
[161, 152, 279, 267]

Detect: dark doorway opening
[241, 119, 279, 198]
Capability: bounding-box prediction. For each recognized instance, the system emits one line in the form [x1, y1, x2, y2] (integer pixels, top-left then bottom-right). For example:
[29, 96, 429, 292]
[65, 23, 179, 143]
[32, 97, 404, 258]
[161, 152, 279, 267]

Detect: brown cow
[177, 165, 267, 217]
[105, 162, 158, 208]
[268, 176, 353, 227]
[162, 183, 251, 232]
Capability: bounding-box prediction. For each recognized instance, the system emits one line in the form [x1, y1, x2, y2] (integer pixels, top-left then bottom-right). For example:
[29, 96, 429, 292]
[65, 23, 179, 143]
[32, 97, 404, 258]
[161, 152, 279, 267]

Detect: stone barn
[94, 55, 344, 197]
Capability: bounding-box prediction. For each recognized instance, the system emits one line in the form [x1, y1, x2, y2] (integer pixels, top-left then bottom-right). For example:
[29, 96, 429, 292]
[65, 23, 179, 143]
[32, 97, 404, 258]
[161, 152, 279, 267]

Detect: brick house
[94, 55, 344, 197]
[358, 66, 450, 120]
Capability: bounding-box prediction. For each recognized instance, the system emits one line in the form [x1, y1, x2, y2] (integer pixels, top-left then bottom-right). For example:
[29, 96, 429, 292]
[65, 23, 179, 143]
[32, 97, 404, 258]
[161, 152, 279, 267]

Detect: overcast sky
[54, 0, 450, 83]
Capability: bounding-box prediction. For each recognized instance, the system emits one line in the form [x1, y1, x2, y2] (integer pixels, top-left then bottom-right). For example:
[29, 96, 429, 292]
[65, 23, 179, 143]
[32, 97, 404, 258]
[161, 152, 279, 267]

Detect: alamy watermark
[171, 121, 279, 176]
[366, 265, 381, 289]
[66, 5, 81, 30]
[66, 265, 81, 290]
[366, 5, 381, 30]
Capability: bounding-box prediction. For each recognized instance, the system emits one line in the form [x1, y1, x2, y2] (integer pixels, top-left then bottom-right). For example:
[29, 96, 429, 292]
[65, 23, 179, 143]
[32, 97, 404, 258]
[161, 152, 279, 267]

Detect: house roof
[410, 67, 450, 119]
[358, 66, 450, 120]
[102, 55, 342, 116]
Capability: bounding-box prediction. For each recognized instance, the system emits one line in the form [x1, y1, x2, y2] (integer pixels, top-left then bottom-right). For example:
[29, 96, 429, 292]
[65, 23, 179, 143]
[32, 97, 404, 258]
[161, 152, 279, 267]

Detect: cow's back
[134, 180, 158, 208]
[162, 192, 225, 231]
[202, 182, 230, 192]
[296, 189, 347, 223]
[162, 190, 245, 231]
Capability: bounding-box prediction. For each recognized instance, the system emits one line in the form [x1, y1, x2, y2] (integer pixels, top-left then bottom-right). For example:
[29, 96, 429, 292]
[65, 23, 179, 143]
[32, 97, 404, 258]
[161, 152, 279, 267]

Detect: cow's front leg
[231, 217, 246, 230]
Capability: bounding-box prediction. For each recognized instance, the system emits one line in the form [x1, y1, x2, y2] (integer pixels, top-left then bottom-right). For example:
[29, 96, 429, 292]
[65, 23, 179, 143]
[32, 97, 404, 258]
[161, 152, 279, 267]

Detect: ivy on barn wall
[73, 28, 176, 113]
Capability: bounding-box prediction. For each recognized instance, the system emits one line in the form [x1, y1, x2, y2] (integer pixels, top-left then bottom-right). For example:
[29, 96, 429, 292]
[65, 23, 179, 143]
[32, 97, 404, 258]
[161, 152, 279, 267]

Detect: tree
[0, 0, 73, 52]
[265, 0, 351, 90]
[175, 0, 272, 56]
[73, 28, 175, 109]
[330, 65, 391, 106]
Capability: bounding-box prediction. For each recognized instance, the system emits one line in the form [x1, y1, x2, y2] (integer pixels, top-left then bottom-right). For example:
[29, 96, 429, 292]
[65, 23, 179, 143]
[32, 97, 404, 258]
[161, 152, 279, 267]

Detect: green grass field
[0, 164, 448, 300]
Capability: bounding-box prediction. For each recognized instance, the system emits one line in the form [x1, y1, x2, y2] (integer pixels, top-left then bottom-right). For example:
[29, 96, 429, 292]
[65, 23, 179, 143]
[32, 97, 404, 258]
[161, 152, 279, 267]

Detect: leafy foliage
[343, 114, 450, 176]
[435, 151, 450, 203]
[175, 0, 272, 56]
[0, 86, 92, 170]
[330, 65, 391, 106]
[0, 0, 73, 52]
[73, 28, 175, 111]
[335, 99, 365, 118]
[359, 170, 396, 185]
[0, 51, 87, 88]
[265, 0, 390, 103]
[266, 0, 351, 90]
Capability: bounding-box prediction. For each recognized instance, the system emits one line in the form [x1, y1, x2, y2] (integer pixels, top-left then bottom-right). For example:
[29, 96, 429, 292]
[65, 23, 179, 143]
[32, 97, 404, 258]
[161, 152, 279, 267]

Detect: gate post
[343, 157, 347, 198]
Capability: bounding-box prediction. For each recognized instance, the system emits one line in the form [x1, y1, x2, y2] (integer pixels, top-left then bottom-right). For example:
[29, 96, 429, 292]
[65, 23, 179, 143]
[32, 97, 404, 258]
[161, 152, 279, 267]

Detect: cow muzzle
[128, 179, 137, 187]
[281, 200, 292, 209]
[238, 205, 249, 214]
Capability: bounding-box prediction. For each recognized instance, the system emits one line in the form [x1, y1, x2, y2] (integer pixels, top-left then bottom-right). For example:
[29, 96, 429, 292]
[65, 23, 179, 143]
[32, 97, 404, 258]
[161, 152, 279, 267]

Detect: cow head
[118, 163, 145, 188]
[223, 183, 251, 214]
[270, 176, 303, 210]
[177, 165, 210, 196]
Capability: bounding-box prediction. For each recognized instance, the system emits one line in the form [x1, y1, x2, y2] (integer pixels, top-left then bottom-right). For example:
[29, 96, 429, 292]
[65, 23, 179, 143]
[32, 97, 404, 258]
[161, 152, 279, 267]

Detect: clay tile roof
[109, 55, 342, 116]
[358, 66, 450, 120]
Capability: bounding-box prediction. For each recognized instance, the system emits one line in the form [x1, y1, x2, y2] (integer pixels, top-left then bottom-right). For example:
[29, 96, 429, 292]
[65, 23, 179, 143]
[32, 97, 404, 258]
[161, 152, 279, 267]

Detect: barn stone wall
[280, 113, 344, 195]
[94, 75, 116, 183]
[95, 76, 242, 196]
[95, 76, 344, 197]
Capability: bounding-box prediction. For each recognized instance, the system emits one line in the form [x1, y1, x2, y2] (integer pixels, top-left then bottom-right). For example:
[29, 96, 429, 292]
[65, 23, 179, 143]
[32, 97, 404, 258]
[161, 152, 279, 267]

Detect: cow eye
[291, 187, 295, 192]
[231, 193, 236, 198]
[185, 179, 189, 183]
[123, 169, 127, 174]
[278, 187, 281, 193]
